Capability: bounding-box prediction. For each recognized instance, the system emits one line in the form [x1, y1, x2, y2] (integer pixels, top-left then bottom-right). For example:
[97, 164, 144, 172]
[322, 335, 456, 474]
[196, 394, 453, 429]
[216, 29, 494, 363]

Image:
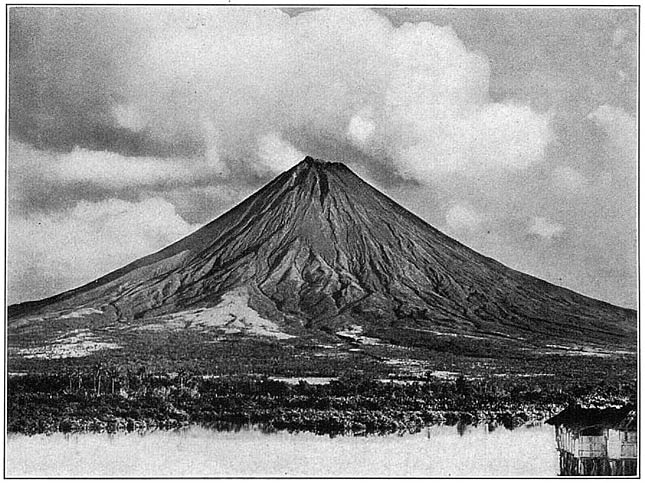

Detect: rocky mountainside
[9, 157, 636, 347]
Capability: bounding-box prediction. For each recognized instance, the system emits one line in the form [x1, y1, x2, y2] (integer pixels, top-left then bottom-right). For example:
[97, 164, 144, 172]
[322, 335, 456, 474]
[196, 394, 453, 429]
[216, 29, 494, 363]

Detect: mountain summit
[9, 157, 636, 347]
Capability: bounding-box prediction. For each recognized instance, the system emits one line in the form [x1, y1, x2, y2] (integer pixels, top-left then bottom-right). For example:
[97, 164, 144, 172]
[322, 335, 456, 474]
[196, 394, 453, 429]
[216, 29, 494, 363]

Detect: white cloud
[528, 216, 565, 240]
[55, 148, 192, 188]
[200, 114, 229, 177]
[347, 113, 376, 146]
[256, 132, 304, 173]
[12, 8, 553, 181]
[99, 8, 551, 181]
[395, 103, 551, 178]
[9, 140, 219, 191]
[8, 198, 201, 304]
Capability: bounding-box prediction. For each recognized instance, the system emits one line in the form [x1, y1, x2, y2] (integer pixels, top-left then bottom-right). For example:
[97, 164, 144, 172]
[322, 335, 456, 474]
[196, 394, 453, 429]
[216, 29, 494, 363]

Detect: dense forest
[8, 365, 635, 436]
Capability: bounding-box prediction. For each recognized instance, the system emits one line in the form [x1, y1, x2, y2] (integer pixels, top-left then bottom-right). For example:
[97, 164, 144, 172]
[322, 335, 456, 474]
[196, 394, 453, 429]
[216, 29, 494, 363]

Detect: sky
[7, 6, 638, 308]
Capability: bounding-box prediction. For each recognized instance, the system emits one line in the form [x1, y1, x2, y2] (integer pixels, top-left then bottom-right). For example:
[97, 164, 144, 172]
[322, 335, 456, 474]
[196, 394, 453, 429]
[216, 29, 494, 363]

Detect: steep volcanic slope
[9, 157, 636, 346]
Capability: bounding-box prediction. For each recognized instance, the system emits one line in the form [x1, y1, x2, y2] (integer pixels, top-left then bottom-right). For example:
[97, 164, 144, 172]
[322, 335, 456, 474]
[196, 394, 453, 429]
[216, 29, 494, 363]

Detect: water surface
[6, 423, 559, 477]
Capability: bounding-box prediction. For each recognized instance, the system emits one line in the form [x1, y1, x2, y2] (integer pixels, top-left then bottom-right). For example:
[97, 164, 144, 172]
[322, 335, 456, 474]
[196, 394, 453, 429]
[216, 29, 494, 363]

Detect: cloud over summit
[10, 7, 549, 181]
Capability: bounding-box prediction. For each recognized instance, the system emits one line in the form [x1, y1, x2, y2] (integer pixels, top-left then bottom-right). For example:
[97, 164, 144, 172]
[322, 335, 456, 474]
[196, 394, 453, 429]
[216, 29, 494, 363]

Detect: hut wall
[577, 435, 607, 458]
[607, 429, 637, 459]
[556, 426, 579, 455]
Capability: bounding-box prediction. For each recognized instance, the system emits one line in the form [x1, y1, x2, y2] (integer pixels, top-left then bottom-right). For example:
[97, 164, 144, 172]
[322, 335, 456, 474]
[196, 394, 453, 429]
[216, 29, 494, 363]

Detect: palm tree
[107, 365, 119, 394]
[77, 370, 83, 392]
[67, 369, 75, 392]
[137, 366, 149, 396]
[93, 362, 105, 396]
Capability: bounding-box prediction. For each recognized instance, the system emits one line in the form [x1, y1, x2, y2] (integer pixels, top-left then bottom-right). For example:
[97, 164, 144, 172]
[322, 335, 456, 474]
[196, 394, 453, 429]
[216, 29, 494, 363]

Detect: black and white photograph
[4, 4, 639, 478]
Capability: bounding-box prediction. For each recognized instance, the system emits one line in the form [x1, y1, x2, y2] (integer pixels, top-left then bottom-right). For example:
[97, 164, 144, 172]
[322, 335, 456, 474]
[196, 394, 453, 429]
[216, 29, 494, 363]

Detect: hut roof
[547, 404, 636, 431]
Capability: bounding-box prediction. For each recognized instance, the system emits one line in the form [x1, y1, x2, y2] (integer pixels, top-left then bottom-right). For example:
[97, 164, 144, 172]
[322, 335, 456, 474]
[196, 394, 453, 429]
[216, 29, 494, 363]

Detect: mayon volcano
[9, 157, 636, 352]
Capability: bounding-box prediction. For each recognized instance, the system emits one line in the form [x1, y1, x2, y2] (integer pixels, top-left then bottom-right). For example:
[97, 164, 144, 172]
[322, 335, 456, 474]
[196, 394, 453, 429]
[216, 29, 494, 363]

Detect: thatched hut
[547, 404, 637, 476]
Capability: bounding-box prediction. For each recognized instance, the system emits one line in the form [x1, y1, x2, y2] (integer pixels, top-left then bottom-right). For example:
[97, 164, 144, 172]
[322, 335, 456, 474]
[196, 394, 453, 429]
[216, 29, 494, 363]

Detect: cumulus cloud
[395, 103, 551, 177]
[10, 7, 550, 182]
[528, 217, 565, 240]
[7, 198, 201, 304]
[8, 139, 229, 199]
[347, 112, 376, 146]
[257, 133, 305, 173]
[54, 148, 195, 189]
[200, 115, 229, 177]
